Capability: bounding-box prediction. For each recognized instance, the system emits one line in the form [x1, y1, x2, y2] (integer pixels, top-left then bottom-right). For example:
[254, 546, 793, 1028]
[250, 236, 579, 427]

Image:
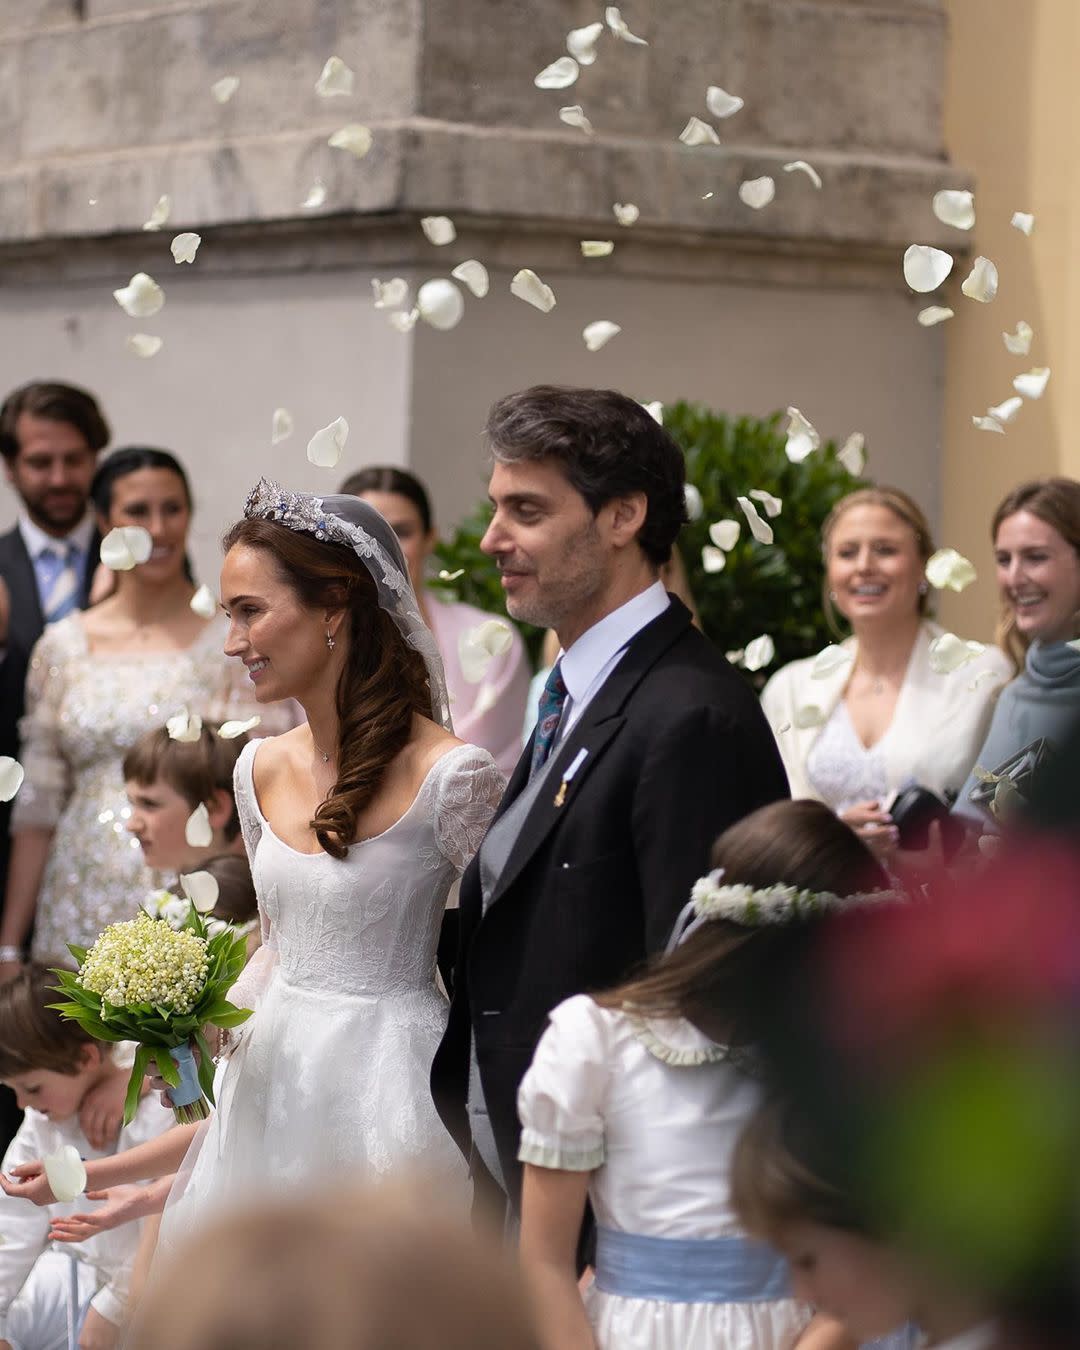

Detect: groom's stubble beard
[504, 514, 607, 633]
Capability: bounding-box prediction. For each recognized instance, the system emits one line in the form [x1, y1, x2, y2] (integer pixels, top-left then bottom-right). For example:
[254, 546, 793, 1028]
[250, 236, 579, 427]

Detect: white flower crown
[687, 868, 902, 928]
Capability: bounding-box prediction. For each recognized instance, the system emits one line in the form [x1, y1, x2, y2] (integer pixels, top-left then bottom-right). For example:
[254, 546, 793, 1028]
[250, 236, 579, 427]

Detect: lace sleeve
[432, 745, 506, 874]
[11, 623, 76, 831]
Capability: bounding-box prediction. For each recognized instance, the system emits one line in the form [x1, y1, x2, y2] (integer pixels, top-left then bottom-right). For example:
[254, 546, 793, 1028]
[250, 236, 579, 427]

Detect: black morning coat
[430, 597, 790, 1210]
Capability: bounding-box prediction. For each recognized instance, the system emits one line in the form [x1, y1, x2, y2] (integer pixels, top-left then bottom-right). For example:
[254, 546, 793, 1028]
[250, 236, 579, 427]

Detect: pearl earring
[326, 629, 335, 651]
[828, 590, 837, 602]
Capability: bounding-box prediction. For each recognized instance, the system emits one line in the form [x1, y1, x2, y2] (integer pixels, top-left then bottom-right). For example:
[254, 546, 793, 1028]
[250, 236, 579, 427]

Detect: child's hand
[79, 1073, 129, 1151]
[78, 1306, 120, 1350]
[0, 1160, 56, 1206]
[49, 1184, 156, 1241]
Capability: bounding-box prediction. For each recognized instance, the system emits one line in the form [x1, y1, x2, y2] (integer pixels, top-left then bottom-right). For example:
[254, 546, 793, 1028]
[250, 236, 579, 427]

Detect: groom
[431, 385, 789, 1215]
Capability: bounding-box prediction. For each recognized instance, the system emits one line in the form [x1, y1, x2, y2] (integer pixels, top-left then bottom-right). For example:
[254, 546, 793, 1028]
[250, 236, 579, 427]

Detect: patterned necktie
[40, 542, 81, 625]
[529, 661, 568, 780]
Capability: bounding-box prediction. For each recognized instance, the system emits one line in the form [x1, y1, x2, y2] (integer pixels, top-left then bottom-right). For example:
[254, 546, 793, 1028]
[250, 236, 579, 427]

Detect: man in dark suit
[431, 385, 789, 1217]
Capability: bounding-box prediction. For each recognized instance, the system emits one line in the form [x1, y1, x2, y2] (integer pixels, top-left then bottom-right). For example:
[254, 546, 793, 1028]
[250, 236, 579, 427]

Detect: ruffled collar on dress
[627, 1012, 728, 1067]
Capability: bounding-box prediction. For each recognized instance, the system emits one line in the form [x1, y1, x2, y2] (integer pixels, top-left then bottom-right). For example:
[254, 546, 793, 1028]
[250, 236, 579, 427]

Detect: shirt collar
[18, 509, 94, 561]
[559, 580, 669, 705]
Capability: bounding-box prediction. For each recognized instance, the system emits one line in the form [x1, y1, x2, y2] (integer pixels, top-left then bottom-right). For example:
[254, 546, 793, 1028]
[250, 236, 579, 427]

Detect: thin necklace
[312, 737, 332, 765]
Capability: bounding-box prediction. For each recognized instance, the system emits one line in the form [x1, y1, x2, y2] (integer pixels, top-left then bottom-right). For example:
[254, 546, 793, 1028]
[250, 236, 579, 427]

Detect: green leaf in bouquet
[193, 1029, 217, 1107]
[66, 944, 88, 966]
[123, 1044, 153, 1126]
[205, 1004, 254, 1029]
[154, 1051, 181, 1090]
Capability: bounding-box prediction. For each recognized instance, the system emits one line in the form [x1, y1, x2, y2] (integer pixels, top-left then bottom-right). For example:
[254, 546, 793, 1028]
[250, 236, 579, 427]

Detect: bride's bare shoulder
[249, 726, 307, 789]
[411, 717, 468, 776]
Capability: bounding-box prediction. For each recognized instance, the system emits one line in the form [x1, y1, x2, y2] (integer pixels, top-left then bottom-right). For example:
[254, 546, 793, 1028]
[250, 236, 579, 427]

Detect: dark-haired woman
[0, 449, 266, 973]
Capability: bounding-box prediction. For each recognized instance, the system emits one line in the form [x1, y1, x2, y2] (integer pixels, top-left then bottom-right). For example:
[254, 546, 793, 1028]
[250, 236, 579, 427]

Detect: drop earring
[326, 628, 335, 651]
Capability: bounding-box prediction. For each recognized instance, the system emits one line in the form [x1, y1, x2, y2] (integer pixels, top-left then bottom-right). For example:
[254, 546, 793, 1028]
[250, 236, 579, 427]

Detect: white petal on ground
[642, 400, 664, 424]
[583, 320, 621, 351]
[709, 519, 741, 550]
[1003, 321, 1034, 356]
[271, 408, 294, 445]
[701, 545, 726, 574]
[142, 195, 171, 232]
[0, 757, 25, 803]
[451, 260, 489, 297]
[180, 871, 220, 913]
[739, 176, 775, 210]
[783, 160, 822, 189]
[302, 179, 327, 210]
[100, 526, 153, 570]
[705, 86, 744, 119]
[743, 635, 776, 673]
[211, 76, 239, 104]
[605, 6, 648, 44]
[510, 269, 557, 312]
[581, 240, 615, 257]
[307, 416, 350, 468]
[417, 279, 465, 330]
[613, 202, 639, 226]
[737, 495, 774, 545]
[812, 645, 854, 680]
[748, 489, 781, 518]
[185, 802, 214, 848]
[113, 272, 164, 317]
[903, 245, 954, 293]
[961, 255, 999, 303]
[837, 432, 866, 476]
[459, 619, 515, 684]
[535, 56, 580, 89]
[932, 189, 975, 230]
[190, 583, 217, 618]
[972, 415, 1005, 434]
[166, 707, 203, 743]
[170, 232, 201, 264]
[929, 633, 985, 675]
[315, 56, 355, 97]
[988, 396, 1023, 424]
[1013, 367, 1051, 400]
[926, 547, 977, 593]
[1011, 211, 1035, 236]
[679, 116, 720, 147]
[559, 105, 594, 134]
[567, 22, 604, 64]
[421, 216, 457, 246]
[126, 334, 163, 359]
[388, 308, 420, 333]
[794, 704, 827, 730]
[437, 568, 465, 582]
[918, 306, 955, 327]
[784, 407, 820, 463]
[43, 1148, 87, 1205]
[371, 277, 410, 309]
[327, 124, 372, 158]
[218, 716, 262, 739]
[683, 483, 703, 520]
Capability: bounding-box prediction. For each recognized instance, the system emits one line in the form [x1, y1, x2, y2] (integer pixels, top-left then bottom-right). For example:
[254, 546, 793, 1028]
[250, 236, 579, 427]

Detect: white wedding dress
[158, 737, 505, 1252]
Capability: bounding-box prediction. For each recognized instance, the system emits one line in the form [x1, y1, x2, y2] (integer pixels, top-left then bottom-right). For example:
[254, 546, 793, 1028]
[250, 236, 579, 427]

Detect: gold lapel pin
[553, 748, 589, 808]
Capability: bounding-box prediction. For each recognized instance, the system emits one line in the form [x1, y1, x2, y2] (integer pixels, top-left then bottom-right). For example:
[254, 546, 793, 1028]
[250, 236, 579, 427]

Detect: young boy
[0, 965, 174, 1350]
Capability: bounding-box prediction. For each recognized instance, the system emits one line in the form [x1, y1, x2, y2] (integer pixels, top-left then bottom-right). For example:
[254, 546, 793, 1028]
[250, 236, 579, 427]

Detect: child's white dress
[517, 994, 812, 1350]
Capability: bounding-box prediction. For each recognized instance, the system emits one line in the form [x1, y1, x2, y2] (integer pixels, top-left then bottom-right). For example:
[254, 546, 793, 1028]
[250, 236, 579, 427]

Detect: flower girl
[516, 799, 899, 1350]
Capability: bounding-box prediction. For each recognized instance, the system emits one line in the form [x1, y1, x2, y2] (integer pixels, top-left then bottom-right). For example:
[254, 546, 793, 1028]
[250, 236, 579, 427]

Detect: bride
[1, 479, 505, 1230]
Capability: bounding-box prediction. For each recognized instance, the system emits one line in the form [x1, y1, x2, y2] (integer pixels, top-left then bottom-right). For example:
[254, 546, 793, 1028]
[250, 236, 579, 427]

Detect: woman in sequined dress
[0, 448, 268, 975]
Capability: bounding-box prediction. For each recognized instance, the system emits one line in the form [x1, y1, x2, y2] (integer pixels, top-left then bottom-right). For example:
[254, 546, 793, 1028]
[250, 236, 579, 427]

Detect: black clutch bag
[889, 784, 965, 856]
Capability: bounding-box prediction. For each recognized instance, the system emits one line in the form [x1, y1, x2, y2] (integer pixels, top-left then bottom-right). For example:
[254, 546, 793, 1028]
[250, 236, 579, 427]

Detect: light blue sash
[594, 1226, 791, 1304]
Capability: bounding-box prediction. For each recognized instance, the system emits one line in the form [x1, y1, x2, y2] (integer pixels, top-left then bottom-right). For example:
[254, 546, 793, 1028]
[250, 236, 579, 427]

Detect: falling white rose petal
[218, 716, 262, 739]
[613, 202, 639, 226]
[605, 6, 648, 44]
[701, 545, 726, 574]
[972, 415, 1005, 435]
[708, 519, 741, 550]
[642, 400, 664, 424]
[903, 245, 954, 293]
[932, 189, 975, 230]
[784, 407, 820, 463]
[190, 584, 217, 619]
[181, 871, 220, 913]
[812, 645, 853, 680]
[185, 803, 213, 848]
[988, 396, 1023, 425]
[583, 320, 621, 351]
[126, 334, 163, 359]
[535, 56, 580, 90]
[142, 195, 171, 232]
[743, 635, 776, 673]
[170, 232, 201, 264]
[783, 160, 822, 189]
[211, 76, 239, 104]
[511, 269, 557, 312]
[926, 548, 977, 593]
[683, 484, 703, 520]
[388, 308, 420, 334]
[0, 757, 25, 803]
[794, 705, 827, 730]
[113, 272, 164, 318]
[918, 306, 955, 327]
[302, 179, 327, 210]
[726, 649, 745, 667]
[166, 707, 203, 743]
[837, 432, 866, 476]
[929, 633, 985, 675]
[459, 620, 515, 684]
[421, 216, 456, 246]
[417, 278, 465, 330]
[567, 21, 604, 65]
[371, 277, 410, 309]
[1014, 367, 1051, 400]
[705, 86, 744, 119]
[100, 526, 153, 571]
[739, 176, 775, 210]
[451, 260, 489, 298]
[437, 568, 465, 582]
[315, 56, 355, 97]
[559, 105, 594, 134]
[271, 408, 294, 445]
[961, 255, 999, 304]
[748, 489, 781, 519]
[737, 496, 774, 545]
[581, 240, 615, 257]
[679, 116, 720, 147]
[1003, 321, 1034, 356]
[328, 124, 372, 158]
[307, 416, 350, 468]
[44, 1147, 87, 1204]
[1011, 211, 1035, 236]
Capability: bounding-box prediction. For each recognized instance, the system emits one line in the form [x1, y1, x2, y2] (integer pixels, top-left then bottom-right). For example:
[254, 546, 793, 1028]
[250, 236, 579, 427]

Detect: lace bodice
[234, 739, 504, 999]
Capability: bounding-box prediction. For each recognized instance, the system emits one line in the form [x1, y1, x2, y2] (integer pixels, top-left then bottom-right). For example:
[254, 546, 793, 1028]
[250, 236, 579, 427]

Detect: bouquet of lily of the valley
[50, 873, 252, 1125]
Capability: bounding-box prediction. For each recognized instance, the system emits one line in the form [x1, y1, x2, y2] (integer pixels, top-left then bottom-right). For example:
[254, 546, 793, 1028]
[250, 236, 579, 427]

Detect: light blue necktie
[39, 542, 81, 624]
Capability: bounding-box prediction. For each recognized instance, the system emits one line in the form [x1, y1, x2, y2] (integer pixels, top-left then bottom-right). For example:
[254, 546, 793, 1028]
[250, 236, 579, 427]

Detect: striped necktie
[40, 542, 81, 624]
[529, 661, 568, 781]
